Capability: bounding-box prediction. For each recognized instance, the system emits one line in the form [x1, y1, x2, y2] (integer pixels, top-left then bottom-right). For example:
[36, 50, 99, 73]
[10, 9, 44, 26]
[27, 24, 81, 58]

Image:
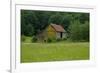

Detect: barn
[37, 24, 66, 42]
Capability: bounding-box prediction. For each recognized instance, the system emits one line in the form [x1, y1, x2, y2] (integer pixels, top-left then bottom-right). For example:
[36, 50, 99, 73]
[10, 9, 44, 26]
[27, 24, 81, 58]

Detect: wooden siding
[46, 25, 56, 39]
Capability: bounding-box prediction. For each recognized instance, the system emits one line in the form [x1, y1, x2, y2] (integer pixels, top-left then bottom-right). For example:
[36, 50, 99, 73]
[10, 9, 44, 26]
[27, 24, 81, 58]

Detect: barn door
[60, 32, 63, 38]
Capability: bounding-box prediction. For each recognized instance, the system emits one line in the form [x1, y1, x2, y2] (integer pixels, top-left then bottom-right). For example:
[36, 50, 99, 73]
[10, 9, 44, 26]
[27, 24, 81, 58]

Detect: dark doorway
[60, 32, 63, 38]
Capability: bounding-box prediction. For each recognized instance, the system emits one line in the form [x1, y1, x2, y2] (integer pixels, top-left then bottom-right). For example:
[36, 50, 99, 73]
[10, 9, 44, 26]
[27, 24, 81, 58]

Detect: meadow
[21, 42, 89, 63]
[21, 10, 89, 63]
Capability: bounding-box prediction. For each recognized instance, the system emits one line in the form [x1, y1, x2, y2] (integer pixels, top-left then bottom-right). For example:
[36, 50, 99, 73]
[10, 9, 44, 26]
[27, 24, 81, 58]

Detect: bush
[69, 21, 89, 42]
[62, 38, 67, 40]
[32, 36, 37, 42]
[21, 35, 26, 42]
[56, 38, 61, 42]
[47, 38, 52, 43]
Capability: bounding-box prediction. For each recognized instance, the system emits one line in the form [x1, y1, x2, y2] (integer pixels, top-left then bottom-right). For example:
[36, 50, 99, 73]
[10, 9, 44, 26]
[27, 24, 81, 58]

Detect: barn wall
[62, 32, 66, 38]
[56, 32, 66, 39]
[56, 32, 60, 39]
[46, 25, 56, 39]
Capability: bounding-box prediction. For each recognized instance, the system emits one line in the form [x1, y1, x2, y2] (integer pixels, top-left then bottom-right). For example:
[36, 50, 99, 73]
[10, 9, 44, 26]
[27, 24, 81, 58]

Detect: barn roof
[51, 24, 66, 32]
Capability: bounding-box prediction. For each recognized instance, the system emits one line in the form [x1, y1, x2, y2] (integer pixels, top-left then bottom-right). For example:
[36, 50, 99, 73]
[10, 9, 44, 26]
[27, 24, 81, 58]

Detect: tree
[21, 10, 38, 36]
[21, 10, 89, 42]
[48, 13, 63, 24]
[24, 24, 34, 36]
[69, 20, 89, 41]
[80, 21, 89, 41]
[79, 13, 89, 24]
[69, 20, 82, 41]
[60, 15, 72, 32]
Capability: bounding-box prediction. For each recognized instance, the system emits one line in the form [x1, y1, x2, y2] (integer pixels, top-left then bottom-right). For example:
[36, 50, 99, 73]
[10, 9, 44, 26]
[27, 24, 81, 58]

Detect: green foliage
[32, 36, 37, 42]
[56, 38, 62, 42]
[79, 13, 89, 24]
[47, 38, 52, 43]
[25, 24, 34, 36]
[81, 21, 89, 41]
[69, 20, 89, 41]
[21, 10, 89, 42]
[21, 35, 26, 42]
[48, 13, 62, 24]
[21, 11, 38, 36]
[62, 38, 67, 40]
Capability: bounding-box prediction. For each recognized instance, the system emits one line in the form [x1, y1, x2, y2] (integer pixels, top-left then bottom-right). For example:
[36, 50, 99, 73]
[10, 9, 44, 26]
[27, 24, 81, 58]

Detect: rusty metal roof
[51, 24, 66, 32]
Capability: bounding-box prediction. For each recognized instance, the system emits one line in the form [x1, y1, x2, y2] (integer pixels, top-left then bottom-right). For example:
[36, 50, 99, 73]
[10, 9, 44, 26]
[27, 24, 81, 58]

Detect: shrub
[69, 21, 89, 42]
[47, 38, 52, 43]
[62, 38, 67, 40]
[21, 35, 26, 42]
[56, 38, 61, 42]
[32, 36, 37, 42]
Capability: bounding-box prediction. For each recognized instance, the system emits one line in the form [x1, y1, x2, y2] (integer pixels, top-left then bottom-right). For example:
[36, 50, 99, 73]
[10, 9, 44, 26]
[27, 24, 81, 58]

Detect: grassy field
[21, 42, 89, 63]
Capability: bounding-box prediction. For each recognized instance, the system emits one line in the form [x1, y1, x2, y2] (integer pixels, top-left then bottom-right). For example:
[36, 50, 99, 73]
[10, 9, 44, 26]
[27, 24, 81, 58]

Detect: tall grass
[21, 42, 89, 63]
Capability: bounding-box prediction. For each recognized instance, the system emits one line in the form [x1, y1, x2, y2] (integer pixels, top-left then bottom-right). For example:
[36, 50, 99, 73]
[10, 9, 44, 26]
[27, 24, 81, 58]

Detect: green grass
[23, 37, 32, 43]
[21, 42, 89, 63]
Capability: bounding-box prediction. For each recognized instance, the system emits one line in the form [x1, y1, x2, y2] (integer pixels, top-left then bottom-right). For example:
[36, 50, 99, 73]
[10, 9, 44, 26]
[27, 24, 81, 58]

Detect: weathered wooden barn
[37, 24, 66, 41]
